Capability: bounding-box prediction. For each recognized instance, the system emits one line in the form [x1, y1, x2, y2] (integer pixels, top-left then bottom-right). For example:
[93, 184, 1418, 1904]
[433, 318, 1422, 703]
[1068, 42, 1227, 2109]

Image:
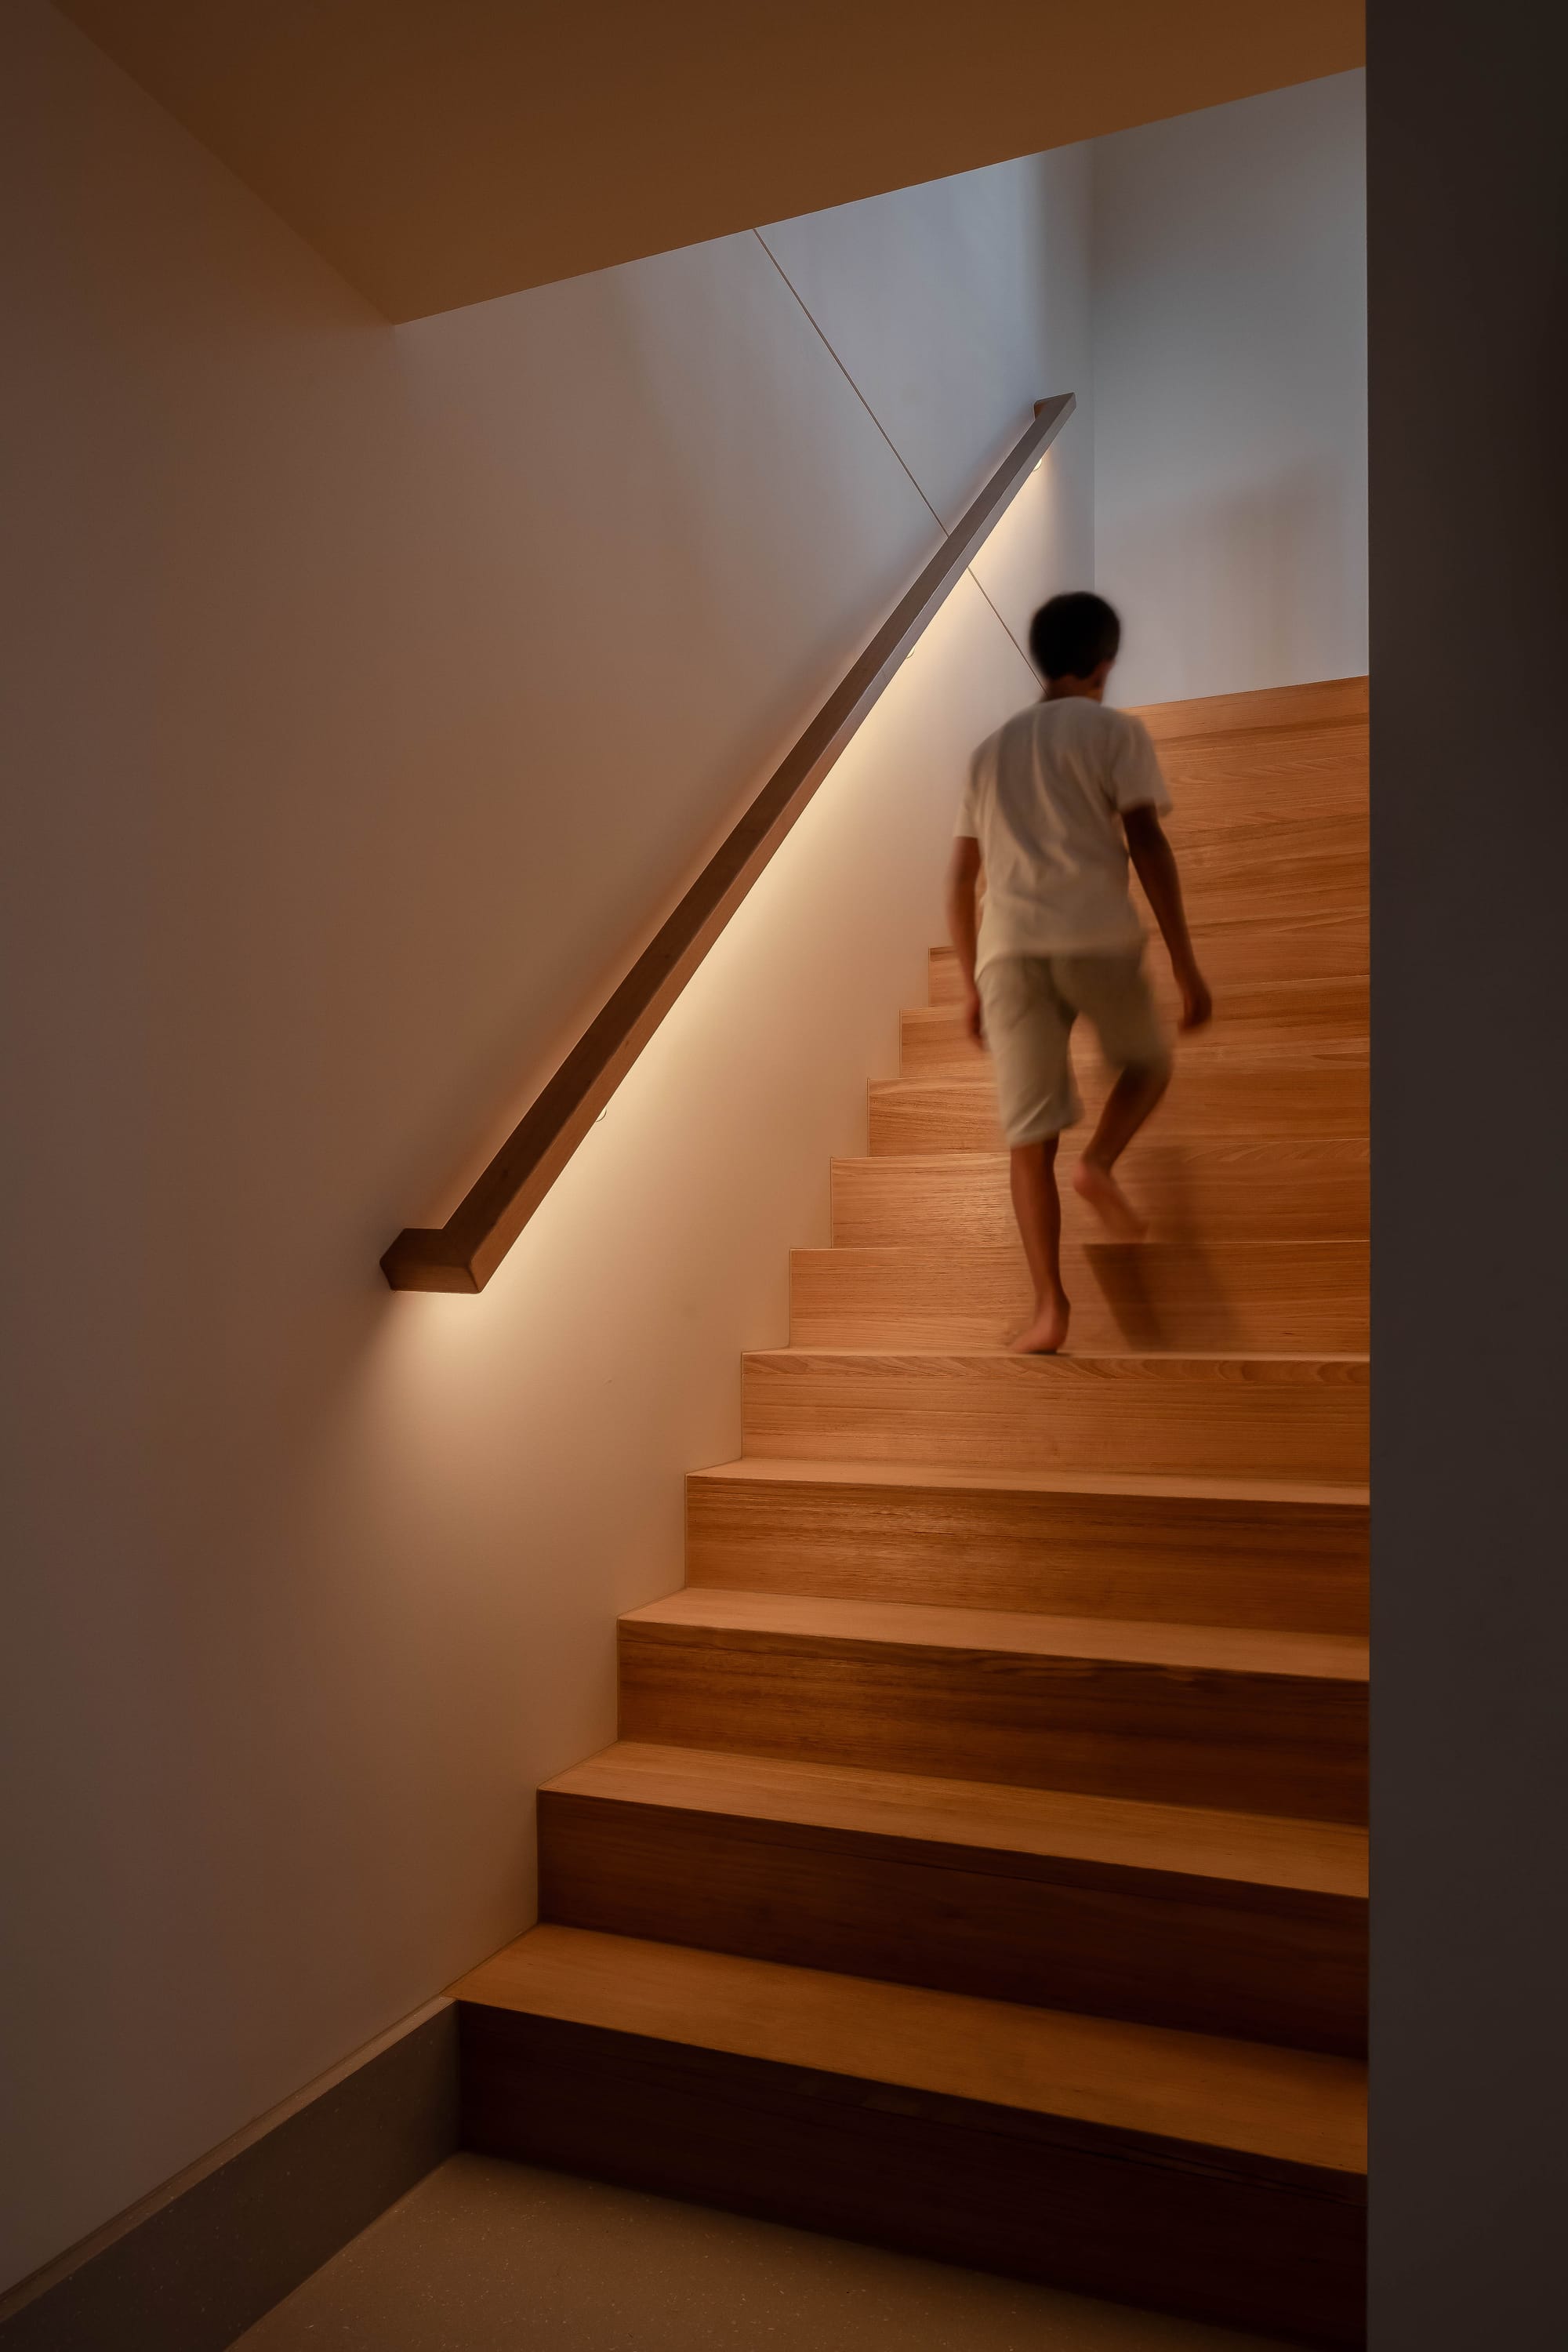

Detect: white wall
[1091, 71, 1367, 706]
[0, 0, 1091, 2291]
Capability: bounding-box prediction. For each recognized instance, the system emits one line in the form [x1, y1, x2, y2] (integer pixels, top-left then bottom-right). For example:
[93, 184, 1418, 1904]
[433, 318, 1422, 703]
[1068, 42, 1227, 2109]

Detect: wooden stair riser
[1149, 709, 1367, 804]
[1138, 676, 1367, 740]
[538, 1788, 1367, 2056]
[869, 1058, 1367, 1154]
[459, 2004, 1364, 2347]
[790, 1240, 1368, 1354]
[905, 978, 1368, 1075]
[618, 1622, 1367, 1823]
[1170, 836, 1365, 931]
[901, 1011, 1370, 1087]
[1160, 797, 1366, 847]
[742, 1353, 1369, 1483]
[833, 1142, 1369, 1248]
[930, 933, 1369, 1013]
[1168, 791, 1366, 859]
[686, 1469, 1369, 1632]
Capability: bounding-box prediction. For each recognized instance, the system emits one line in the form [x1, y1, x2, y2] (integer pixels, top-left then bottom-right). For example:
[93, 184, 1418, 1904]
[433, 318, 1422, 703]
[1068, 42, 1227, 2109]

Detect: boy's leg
[976, 957, 1079, 1352]
[1075, 1063, 1170, 1240]
[1053, 954, 1173, 1241]
[1009, 1137, 1070, 1353]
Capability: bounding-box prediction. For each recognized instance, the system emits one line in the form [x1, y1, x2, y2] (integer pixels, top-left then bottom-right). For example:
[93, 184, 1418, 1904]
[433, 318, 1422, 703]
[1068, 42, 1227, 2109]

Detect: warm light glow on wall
[382, 539, 1053, 1357]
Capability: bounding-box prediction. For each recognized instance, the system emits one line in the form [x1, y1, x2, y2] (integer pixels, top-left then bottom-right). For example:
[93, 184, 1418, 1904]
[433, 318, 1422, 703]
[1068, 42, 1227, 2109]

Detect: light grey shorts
[977, 951, 1172, 1146]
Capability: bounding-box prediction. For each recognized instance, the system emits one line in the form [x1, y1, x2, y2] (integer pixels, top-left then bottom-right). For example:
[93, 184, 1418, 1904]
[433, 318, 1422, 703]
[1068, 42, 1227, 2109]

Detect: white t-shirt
[955, 698, 1171, 968]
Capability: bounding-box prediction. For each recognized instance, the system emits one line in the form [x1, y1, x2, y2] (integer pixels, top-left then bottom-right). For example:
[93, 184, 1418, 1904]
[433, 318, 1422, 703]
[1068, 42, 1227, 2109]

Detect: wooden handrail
[382, 391, 1076, 1292]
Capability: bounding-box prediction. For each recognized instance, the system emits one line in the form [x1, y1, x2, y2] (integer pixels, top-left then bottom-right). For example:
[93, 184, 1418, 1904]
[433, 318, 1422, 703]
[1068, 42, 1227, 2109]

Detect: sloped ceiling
[56, 0, 1365, 321]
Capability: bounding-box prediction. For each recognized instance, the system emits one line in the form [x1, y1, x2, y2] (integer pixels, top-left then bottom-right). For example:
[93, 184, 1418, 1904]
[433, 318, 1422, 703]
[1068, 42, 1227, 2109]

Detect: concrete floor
[234, 2155, 1294, 2352]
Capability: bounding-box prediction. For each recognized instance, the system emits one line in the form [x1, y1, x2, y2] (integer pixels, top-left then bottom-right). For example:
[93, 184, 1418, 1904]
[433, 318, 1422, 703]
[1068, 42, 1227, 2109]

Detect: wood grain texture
[940, 950, 1363, 1035]
[901, 987, 1363, 1079]
[869, 1050, 1368, 1152]
[452, 1926, 1365, 2171]
[543, 1743, 1369, 1893]
[1155, 731, 1367, 832]
[1167, 836, 1365, 935]
[930, 931, 1369, 1006]
[381, 397, 1074, 1290]
[459, 1998, 1365, 2347]
[790, 1240, 1368, 1353]
[619, 1591, 1368, 1822]
[686, 1457, 1369, 1632]
[1130, 677, 1368, 743]
[459, 673, 1376, 2345]
[742, 1348, 1370, 1482]
[833, 1141, 1370, 1247]
[906, 975, 1367, 1080]
[902, 1003, 1369, 1084]
[539, 1743, 1367, 2053]
[626, 1586, 1366, 1679]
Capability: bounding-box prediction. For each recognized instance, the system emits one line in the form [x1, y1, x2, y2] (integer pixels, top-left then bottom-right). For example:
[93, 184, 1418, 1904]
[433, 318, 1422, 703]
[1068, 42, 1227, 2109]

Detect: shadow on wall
[1106, 463, 1348, 705]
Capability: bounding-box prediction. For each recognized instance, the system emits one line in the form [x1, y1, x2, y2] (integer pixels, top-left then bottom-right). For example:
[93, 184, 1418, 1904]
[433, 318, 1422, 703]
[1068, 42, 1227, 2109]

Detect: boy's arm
[945, 835, 985, 1042]
[1123, 805, 1213, 1029]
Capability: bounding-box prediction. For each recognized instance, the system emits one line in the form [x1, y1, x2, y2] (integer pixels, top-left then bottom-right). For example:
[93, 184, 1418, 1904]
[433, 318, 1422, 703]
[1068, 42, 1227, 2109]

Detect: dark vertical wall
[1368, 4, 1568, 2344]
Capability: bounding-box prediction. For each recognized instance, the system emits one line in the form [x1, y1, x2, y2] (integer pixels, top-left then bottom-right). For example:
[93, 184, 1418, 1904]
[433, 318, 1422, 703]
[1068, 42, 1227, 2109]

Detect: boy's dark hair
[1029, 591, 1122, 681]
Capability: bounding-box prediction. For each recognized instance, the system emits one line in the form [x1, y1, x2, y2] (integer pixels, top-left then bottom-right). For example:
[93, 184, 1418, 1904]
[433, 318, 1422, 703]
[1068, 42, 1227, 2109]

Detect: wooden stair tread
[451, 1924, 1367, 2178]
[837, 1145, 1368, 1166]
[870, 1094, 1367, 1156]
[928, 943, 1370, 978]
[797, 1239, 1368, 1283]
[743, 1350, 1367, 1483]
[1130, 675, 1368, 740]
[545, 1740, 1369, 1897]
[927, 943, 1369, 993]
[931, 925, 1370, 1002]
[836, 1145, 1369, 1172]
[914, 971, 1370, 1004]
[833, 1142, 1370, 1249]
[902, 981, 1369, 1071]
[688, 1458, 1369, 1635]
[746, 1346, 1369, 1369]
[886, 1042, 1367, 1077]
[694, 1455, 1369, 1509]
[623, 1587, 1368, 1682]
[869, 1065, 1369, 1152]
[789, 1240, 1367, 1354]
[873, 1069, 1365, 1121]
[881, 1069, 1367, 1127]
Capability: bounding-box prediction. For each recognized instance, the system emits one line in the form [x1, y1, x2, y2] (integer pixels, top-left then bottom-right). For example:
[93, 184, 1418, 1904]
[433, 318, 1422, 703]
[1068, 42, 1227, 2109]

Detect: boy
[946, 591, 1211, 1354]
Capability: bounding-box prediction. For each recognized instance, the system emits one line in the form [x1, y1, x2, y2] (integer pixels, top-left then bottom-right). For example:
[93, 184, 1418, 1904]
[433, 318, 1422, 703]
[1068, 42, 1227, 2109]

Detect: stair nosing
[451, 1924, 1367, 2179]
[797, 1236, 1368, 1255]
[689, 1456, 1370, 1508]
[834, 1142, 1371, 1163]
[621, 1588, 1369, 1683]
[543, 1740, 1368, 1900]
[871, 1046, 1370, 1087]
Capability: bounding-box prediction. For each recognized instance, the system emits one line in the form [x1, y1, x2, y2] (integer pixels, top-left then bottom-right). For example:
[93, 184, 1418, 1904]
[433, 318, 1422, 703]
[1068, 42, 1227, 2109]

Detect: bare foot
[1010, 1294, 1071, 1354]
[1073, 1156, 1148, 1242]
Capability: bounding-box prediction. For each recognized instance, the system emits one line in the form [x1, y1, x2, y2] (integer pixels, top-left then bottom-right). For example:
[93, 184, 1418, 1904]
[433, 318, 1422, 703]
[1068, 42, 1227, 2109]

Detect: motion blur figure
[945, 593, 1212, 1353]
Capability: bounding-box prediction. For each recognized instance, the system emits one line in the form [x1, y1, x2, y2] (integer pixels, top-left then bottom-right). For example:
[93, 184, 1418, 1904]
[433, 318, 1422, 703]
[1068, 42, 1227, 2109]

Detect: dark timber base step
[452, 1926, 1367, 2349]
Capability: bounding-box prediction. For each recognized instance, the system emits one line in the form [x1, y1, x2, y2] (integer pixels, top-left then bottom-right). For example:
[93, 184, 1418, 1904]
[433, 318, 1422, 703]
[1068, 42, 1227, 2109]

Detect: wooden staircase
[452, 676, 1370, 2347]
